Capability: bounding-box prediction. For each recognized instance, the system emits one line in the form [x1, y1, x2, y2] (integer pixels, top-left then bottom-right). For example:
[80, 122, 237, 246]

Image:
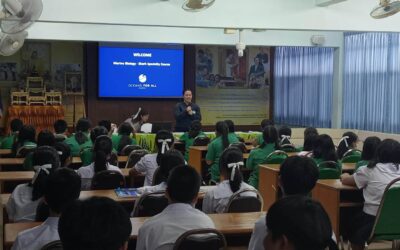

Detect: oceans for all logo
[139, 74, 147, 83]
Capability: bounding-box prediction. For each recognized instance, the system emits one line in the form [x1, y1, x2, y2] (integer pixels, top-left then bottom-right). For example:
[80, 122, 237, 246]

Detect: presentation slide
[99, 44, 184, 98]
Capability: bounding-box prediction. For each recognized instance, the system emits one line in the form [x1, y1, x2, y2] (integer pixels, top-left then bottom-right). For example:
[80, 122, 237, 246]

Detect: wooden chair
[131, 191, 168, 217]
[40, 240, 63, 250]
[225, 188, 263, 213]
[91, 170, 125, 190]
[173, 228, 227, 250]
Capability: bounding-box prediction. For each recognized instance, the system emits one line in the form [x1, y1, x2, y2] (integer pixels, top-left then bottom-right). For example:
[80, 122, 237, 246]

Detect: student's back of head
[279, 156, 319, 196]
[93, 135, 113, 173]
[303, 132, 318, 151]
[45, 168, 81, 215]
[167, 165, 201, 204]
[224, 120, 235, 133]
[374, 139, 400, 165]
[117, 122, 134, 152]
[98, 120, 111, 133]
[74, 118, 91, 145]
[53, 119, 67, 134]
[17, 125, 36, 143]
[37, 130, 56, 147]
[215, 121, 229, 149]
[90, 126, 108, 143]
[58, 197, 132, 250]
[188, 120, 202, 139]
[54, 142, 72, 168]
[261, 125, 279, 149]
[313, 134, 338, 162]
[155, 130, 174, 165]
[10, 118, 23, 133]
[265, 196, 337, 250]
[159, 149, 185, 183]
[219, 147, 244, 193]
[361, 136, 381, 161]
[337, 131, 358, 159]
[278, 125, 292, 145]
[304, 127, 318, 138]
[260, 119, 273, 130]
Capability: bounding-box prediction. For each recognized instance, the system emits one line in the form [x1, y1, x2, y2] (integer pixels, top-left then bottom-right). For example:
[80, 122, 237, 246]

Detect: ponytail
[337, 132, 358, 159]
[92, 135, 113, 173]
[261, 125, 279, 149]
[228, 162, 243, 193]
[94, 150, 108, 173]
[216, 121, 229, 150]
[220, 148, 243, 193]
[75, 118, 91, 145]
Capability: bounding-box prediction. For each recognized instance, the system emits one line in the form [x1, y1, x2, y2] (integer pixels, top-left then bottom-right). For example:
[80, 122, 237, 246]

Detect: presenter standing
[174, 89, 201, 132]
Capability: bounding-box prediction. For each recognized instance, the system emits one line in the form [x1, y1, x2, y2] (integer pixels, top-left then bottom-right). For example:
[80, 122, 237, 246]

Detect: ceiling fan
[182, 0, 215, 12]
[371, 0, 400, 18]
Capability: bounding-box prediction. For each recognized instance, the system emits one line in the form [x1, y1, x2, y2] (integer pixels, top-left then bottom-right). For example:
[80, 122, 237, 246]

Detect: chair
[132, 190, 169, 217]
[40, 240, 63, 250]
[27, 77, 46, 105]
[120, 144, 142, 156]
[265, 150, 288, 164]
[342, 149, 362, 163]
[366, 177, 400, 249]
[91, 170, 125, 190]
[124, 149, 149, 168]
[193, 136, 210, 146]
[280, 143, 298, 153]
[173, 228, 227, 250]
[225, 188, 263, 213]
[229, 142, 246, 153]
[317, 161, 341, 179]
[16, 145, 36, 157]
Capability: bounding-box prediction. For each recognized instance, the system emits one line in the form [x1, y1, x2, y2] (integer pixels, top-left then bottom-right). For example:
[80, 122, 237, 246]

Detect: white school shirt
[136, 203, 215, 250]
[134, 153, 158, 186]
[137, 182, 167, 195]
[202, 180, 257, 214]
[12, 217, 59, 250]
[354, 163, 400, 216]
[76, 162, 122, 190]
[6, 183, 41, 222]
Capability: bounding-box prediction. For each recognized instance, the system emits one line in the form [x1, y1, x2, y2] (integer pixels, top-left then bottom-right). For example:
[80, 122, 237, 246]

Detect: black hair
[215, 121, 229, 149]
[219, 148, 243, 193]
[369, 139, 400, 168]
[10, 119, 23, 133]
[97, 120, 111, 133]
[132, 109, 149, 124]
[167, 165, 201, 204]
[159, 149, 185, 183]
[54, 142, 72, 168]
[303, 132, 318, 151]
[31, 146, 60, 201]
[188, 120, 202, 139]
[74, 118, 91, 145]
[93, 135, 113, 173]
[304, 127, 318, 137]
[53, 119, 67, 134]
[361, 136, 381, 161]
[260, 125, 279, 149]
[37, 130, 56, 147]
[183, 89, 193, 95]
[12, 125, 36, 155]
[155, 130, 174, 165]
[266, 196, 338, 250]
[90, 126, 108, 143]
[260, 119, 273, 130]
[313, 134, 338, 162]
[337, 131, 358, 159]
[58, 197, 132, 250]
[117, 122, 133, 152]
[224, 120, 235, 133]
[278, 125, 292, 145]
[45, 168, 81, 214]
[279, 156, 319, 195]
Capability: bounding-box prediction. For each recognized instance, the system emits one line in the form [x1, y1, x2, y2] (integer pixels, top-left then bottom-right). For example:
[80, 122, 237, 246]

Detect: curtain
[342, 32, 400, 133]
[274, 46, 334, 127]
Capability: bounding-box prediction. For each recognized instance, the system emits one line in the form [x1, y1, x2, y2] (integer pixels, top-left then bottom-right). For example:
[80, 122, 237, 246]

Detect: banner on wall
[195, 46, 271, 126]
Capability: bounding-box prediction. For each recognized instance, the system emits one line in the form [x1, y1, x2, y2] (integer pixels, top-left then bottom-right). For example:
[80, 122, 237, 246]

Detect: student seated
[137, 149, 185, 194]
[53, 119, 68, 141]
[6, 146, 60, 222]
[246, 125, 279, 189]
[341, 139, 400, 250]
[298, 132, 318, 156]
[252, 119, 274, 146]
[337, 131, 359, 160]
[179, 120, 206, 161]
[224, 119, 241, 141]
[23, 130, 56, 171]
[58, 197, 132, 250]
[126, 108, 150, 133]
[80, 126, 109, 166]
[278, 125, 293, 146]
[206, 121, 239, 182]
[11, 125, 37, 157]
[356, 136, 381, 169]
[1, 118, 23, 149]
[130, 130, 174, 186]
[12, 168, 81, 250]
[248, 156, 319, 250]
[54, 142, 72, 168]
[111, 122, 137, 154]
[203, 147, 256, 213]
[264, 196, 338, 250]
[136, 165, 215, 250]
[312, 134, 340, 165]
[76, 135, 121, 190]
[65, 118, 92, 157]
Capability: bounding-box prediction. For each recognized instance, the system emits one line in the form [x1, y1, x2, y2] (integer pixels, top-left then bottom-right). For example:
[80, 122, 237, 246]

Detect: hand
[340, 173, 350, 182]
[186, 106, 192, 112]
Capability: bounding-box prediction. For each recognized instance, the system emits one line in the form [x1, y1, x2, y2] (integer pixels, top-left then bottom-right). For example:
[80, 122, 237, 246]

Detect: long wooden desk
[0, 149, 12, 155]
[4, 212, 264, 248]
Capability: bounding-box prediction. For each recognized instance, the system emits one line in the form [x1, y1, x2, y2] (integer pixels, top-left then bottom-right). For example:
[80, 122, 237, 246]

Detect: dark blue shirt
[174, 102, 201, 132]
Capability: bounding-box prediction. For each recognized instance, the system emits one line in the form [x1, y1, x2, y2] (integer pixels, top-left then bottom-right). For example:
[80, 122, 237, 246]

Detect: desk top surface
[0, 156, 129, 166]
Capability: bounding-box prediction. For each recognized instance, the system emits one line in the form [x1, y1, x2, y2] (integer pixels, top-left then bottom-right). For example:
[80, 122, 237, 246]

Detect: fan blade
[1, 0, 43, 34]
[0, 30, 27, 56]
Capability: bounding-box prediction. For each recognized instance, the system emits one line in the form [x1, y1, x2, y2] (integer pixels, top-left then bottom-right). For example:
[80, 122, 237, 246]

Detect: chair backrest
[342, 149, 362, 163]
[173, 228, 227, 250]
[265, 150, 288, 164]
[91, 170, 125, 190]
[280, 144, 298, 153]
[229, 142, 246, 153]
[225, 188, 263, 213]
[40, 240, 63, 250]
[317, 161, 341, 179]
[193, 136, 210, 146]
[368, 177, 400, 243]
[120, 144, 142, 156]
[125, 149, 149, 168]
[132, 191, 169, 217]
[16, 145, 36, 157]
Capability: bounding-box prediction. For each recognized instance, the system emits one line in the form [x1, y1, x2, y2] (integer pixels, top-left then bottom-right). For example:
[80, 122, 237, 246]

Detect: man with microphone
[174, 89, 201, 132]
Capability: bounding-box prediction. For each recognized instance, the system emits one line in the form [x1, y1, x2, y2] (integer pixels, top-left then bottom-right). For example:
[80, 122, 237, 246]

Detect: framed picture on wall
[20, 42, 51, 79]
[64, 72, 83, 95]
[0, 63, 18, 82]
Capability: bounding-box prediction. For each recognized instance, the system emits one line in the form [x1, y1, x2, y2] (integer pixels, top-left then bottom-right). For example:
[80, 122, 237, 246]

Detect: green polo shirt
[111, 134, 137, 152]
[246, 143, 276, 189]
[179, 131, 206, 161]
[1, 133, 16, 149]
[65, 132, 92, 157]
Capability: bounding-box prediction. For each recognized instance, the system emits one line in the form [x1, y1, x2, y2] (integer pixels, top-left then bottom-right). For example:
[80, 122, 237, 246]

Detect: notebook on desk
[115, 188, 140, 198]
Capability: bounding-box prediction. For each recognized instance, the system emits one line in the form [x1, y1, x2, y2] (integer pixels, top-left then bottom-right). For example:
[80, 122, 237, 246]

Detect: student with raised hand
[76, 135, 121, 190]
[11, 125, 37, 157]
[53, 119, 68, 141]
[130, 130, 174, 186]
[312, 134, 339, 165]
[6, 146, 60, 222]
[126, 107, 150, 133]
[111, 122, 137, 153]
[356, 136, 381, 169]
[65, 118, 92, 157]
[206, 121, 239, 182]
[337, 131, 359, 159]
[12, 168, 81, 250]
[54, 142, 72, 168]
[248, 156, 320, 250]
[246, 125, 279, 189]
[79, 125, 108, 166]
[341, 139, 400, 250]
[58, 197, 132, 250]
[203, 147, 256, 213]
[136, 165, 215, 250]
[264, 196, 338, 250]
[179, 120, 205, 161]
[1, 118, 23, 149]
